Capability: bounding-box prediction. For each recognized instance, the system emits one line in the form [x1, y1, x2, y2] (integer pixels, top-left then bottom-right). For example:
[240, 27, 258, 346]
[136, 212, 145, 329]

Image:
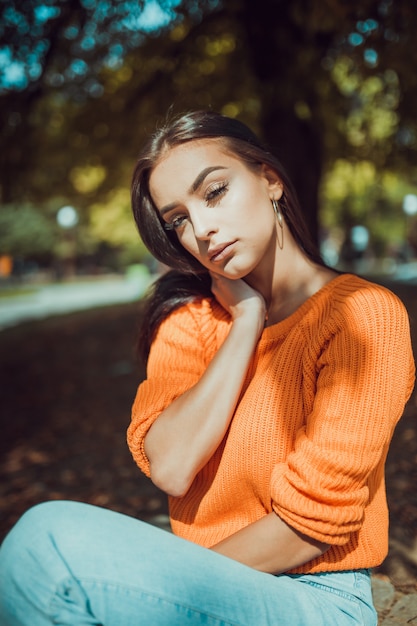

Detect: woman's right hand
[210, 272, 267, 337]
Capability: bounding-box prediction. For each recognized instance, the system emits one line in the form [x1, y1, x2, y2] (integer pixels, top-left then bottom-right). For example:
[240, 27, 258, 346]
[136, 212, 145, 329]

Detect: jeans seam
[299, 578, 359, 602]
[54, 576, 245, 626]
[299, 573, 377, 626]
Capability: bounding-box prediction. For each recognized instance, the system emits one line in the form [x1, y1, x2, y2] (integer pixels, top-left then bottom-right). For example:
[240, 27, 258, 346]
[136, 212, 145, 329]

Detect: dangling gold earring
[272, 199, 284, 250]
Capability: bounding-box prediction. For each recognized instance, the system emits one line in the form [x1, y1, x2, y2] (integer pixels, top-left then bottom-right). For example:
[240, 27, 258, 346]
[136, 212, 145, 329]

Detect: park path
[0, 274, 152, 331]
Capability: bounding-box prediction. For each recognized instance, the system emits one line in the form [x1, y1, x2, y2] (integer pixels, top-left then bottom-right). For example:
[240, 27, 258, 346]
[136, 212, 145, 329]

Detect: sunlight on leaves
[89, 188, 142, 246]
[69, 165, 107, 194]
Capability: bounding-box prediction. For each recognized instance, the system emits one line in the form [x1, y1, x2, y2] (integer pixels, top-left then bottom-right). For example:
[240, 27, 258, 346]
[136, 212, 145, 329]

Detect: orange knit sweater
[128, 274, 415, 573]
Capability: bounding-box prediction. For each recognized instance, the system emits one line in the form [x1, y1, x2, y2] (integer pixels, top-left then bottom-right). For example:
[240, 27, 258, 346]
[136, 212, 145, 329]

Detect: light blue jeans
[0, 501, 377, 626]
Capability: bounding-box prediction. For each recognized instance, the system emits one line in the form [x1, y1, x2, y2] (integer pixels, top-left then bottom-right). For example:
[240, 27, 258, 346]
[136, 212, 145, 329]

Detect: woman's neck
[247, 240, 337, 326]
[267, 266, 336, 325]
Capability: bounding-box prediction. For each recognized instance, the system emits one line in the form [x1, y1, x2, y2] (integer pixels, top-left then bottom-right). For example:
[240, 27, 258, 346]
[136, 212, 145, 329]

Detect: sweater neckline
[259, 272, 354, 341]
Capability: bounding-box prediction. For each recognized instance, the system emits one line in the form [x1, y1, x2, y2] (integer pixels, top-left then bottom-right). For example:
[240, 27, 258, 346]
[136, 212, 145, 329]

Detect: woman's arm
[144, 273, 266, 497]
[211, 512, 329, 574]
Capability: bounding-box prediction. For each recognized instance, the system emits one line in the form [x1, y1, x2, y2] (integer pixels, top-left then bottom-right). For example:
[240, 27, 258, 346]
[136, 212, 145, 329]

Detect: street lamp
[403, 194, 417, 218]
[57, 205, 79, 229]
[56, 206, 79, 278]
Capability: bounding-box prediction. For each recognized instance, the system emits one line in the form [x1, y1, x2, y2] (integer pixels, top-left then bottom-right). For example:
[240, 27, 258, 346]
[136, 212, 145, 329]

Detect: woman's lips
[209, 241, 237, 263]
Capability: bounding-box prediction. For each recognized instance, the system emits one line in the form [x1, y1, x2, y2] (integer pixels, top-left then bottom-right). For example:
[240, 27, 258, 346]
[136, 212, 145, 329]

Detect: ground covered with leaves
[1, 281, 416, 592]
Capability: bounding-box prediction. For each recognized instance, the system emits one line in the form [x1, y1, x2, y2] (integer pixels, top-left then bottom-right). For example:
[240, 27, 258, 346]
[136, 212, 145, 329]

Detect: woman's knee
[1, 501, 84, 558]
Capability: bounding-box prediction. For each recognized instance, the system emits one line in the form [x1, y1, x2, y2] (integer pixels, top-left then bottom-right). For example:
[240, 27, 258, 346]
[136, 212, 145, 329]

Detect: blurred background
[1, 0, 417, 290]
[1, 0, 417, 593]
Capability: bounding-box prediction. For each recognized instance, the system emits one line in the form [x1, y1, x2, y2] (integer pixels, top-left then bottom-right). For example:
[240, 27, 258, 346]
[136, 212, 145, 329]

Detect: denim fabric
[0, 501, 377, 625]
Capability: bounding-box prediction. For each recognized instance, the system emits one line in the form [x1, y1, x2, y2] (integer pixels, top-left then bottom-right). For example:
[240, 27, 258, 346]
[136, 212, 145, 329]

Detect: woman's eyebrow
[190, 166, 227, 193]
[159, 165, 228, 216]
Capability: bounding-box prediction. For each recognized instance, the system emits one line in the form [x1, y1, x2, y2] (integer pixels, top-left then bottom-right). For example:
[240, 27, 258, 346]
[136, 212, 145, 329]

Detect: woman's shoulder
[147, 296, 230, 370]
[139, 270, 228, 361]
[160, 294, 230, 334]
[310, 272, 411, 337]
[327, 273, 408, 314]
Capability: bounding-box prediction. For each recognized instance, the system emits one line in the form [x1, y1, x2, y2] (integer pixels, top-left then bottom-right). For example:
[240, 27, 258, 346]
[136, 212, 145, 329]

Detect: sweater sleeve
[127, 299, 218, 477]
[271, 285, 415, 545]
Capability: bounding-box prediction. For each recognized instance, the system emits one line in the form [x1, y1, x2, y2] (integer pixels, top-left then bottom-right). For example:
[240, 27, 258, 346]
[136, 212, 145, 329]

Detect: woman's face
[149, 139, 283, 279]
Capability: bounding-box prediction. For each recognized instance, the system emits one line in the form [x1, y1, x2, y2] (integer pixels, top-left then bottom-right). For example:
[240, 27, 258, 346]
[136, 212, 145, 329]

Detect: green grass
[0, 286, 38, 299]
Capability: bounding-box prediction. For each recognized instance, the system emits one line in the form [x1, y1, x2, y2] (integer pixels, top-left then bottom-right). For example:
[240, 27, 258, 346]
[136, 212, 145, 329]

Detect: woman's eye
[205, 182, 229, 206]
[164, 215, 188, 231]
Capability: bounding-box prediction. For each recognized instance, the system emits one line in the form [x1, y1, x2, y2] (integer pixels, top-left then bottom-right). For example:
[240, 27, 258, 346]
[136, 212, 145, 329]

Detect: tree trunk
[239, 0, 326, 244]
[261, 104, 322, 244]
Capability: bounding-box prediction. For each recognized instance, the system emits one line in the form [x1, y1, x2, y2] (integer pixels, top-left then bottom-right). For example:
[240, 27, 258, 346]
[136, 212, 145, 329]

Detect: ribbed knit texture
[128, 274, 415, 573]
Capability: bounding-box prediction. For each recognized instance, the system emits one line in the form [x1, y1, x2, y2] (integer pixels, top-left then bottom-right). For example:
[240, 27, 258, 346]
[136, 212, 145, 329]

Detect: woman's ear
[260, 165, 284, 200]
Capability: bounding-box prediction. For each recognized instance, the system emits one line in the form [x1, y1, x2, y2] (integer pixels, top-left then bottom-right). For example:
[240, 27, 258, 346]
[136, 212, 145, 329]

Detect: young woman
[0, 110, 414, 626]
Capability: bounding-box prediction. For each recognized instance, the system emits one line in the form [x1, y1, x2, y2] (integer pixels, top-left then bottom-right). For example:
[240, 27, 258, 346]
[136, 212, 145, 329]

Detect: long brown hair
[131, 110, 325, 360]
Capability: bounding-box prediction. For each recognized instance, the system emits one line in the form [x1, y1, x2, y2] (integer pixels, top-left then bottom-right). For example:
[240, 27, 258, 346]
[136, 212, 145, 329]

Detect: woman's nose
[190, 210, 218, 240]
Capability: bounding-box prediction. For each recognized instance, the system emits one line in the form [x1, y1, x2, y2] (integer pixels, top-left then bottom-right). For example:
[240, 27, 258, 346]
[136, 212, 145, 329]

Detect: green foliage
[88, 187, 150, 264]
[0, 204, 56, 256]
[1, 0, 417, 264]
[320, 160, 417, 256]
